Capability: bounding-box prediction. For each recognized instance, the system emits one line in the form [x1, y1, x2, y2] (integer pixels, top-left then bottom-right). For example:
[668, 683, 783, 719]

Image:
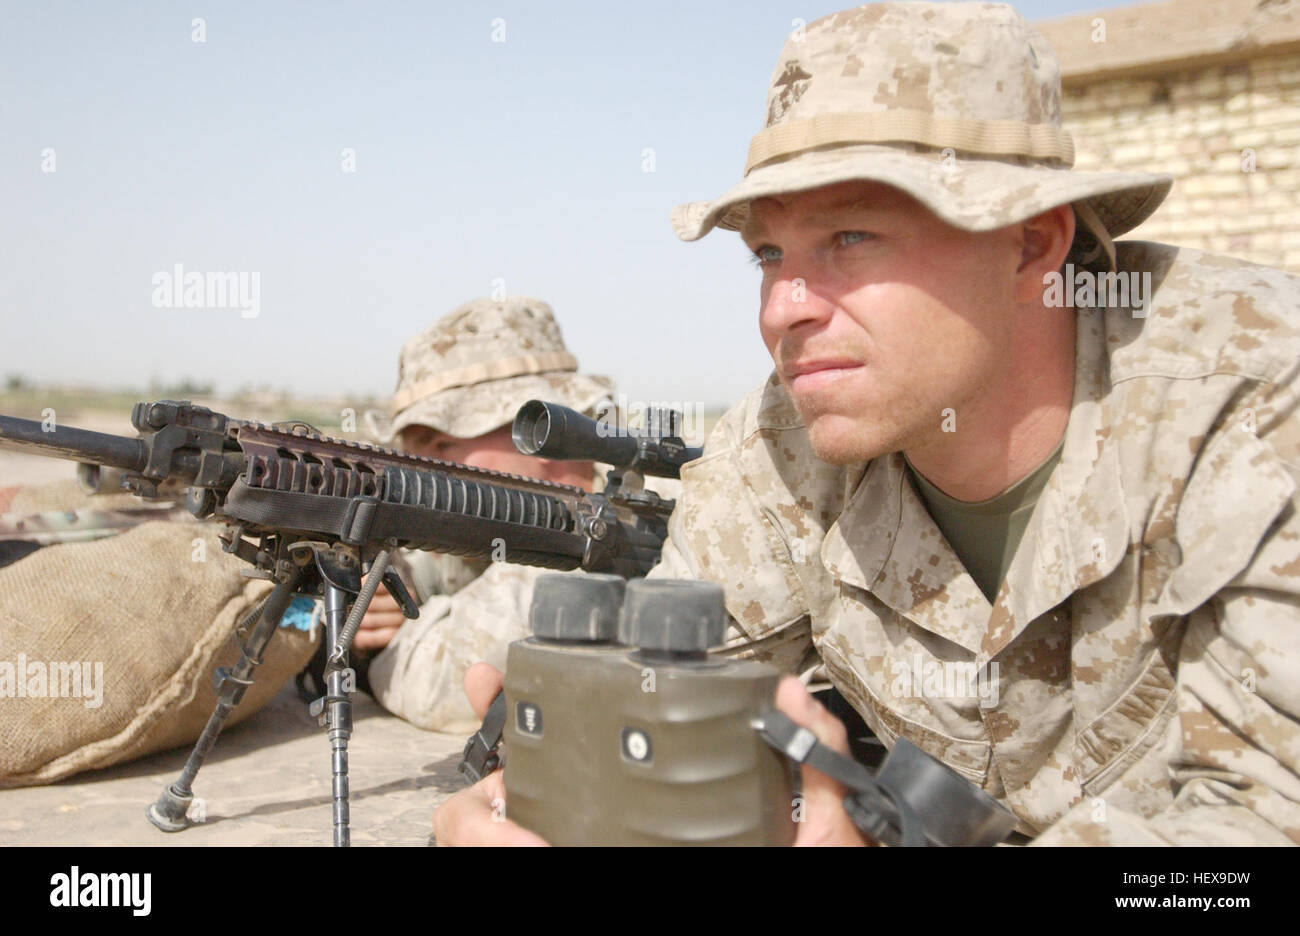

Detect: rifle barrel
[0, 414, 147, 474]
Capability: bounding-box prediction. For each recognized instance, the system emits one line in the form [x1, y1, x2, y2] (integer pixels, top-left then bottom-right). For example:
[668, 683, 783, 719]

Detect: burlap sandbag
[7, 478, 140, 514]
[0, 519, 318, 787]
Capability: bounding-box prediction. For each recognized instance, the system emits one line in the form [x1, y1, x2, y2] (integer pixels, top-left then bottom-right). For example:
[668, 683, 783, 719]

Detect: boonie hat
[365, 297, 613, 444]
[671, 2, 1172, 267]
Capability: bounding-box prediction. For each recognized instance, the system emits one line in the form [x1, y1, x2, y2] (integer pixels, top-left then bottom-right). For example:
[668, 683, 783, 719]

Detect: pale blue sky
[2, 0, 1135, 408]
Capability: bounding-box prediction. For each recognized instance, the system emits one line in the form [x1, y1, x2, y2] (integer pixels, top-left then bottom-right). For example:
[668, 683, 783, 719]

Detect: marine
[435, 1, 1300, 845]
[338, 295, 621, 732]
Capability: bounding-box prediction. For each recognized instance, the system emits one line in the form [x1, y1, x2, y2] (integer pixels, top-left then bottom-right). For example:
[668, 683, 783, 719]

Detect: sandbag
[0, 519, 318, 787]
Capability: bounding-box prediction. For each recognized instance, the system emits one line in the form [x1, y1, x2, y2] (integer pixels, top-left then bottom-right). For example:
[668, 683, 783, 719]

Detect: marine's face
[399, 423, 594, 490]
[399, 423, 539, 475]
[743, 180, 1024, 465]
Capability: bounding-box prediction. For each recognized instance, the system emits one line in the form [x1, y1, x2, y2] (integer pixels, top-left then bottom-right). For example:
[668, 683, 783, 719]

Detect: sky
[1, 0, 1137, 409]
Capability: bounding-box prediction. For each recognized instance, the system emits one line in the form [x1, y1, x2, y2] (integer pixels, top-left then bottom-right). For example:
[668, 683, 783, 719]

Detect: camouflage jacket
[367, 558, 555, 734]
[367, 469, 679, 735]
[651, 242, 1300, 845]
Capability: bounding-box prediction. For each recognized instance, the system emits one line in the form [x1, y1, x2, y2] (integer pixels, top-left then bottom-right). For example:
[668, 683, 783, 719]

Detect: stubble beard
[791, 383, 930, 467]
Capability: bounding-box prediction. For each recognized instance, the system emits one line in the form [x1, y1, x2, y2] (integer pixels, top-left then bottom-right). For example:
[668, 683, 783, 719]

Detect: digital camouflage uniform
[363, 296, 615, 733]
[658, 2, 1300, 844]
[653, 243, 1300, 844]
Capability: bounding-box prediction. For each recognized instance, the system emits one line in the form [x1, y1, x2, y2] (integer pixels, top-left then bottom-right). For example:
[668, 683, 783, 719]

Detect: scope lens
[528, 409, 550, 453]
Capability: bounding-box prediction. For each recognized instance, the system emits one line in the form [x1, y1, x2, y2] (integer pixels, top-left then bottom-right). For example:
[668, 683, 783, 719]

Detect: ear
[1013, 204, 1075, 304]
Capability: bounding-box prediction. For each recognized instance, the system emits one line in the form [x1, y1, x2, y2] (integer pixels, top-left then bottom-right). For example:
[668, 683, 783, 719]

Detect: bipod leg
[147, 565, 305, 833]
[312, 584, 354, 847]
[308, 548, 392, 848]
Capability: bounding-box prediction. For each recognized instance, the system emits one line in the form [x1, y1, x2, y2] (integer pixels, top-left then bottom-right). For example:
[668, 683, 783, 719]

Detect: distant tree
[4, 374, 27, 392]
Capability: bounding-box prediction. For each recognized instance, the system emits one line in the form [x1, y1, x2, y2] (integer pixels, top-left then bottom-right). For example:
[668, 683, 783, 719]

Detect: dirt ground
[0, 683, 465, 847]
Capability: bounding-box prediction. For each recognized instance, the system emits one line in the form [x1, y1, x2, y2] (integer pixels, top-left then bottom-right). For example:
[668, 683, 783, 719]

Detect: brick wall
[1061, 51, 1300, 270]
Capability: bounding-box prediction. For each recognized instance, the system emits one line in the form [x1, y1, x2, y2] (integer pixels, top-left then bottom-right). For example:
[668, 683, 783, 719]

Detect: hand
[775, 676, 871, 846]
[354, 584, 405, 652]
[431, 662, 549, 846]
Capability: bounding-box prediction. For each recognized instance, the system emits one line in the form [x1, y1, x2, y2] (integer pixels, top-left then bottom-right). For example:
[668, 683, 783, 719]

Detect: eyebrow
[744, 197, 890, 240]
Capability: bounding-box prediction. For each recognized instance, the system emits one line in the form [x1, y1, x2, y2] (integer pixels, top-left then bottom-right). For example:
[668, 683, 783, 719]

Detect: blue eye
[838, 231, 873, 246]
[749, 245, 783, 266]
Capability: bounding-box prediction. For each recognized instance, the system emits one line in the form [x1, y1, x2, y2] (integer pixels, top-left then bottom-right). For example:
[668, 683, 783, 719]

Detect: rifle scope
[511, 401, 702, 480]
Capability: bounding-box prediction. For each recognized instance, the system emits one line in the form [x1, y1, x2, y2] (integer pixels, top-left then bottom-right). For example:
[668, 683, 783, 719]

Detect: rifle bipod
[146, 542, 413, 847]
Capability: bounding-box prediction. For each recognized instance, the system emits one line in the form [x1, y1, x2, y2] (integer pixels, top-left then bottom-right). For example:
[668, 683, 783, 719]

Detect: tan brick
[1177, 215, 1218, 235]
[1204, 134, 1235, 155]
[1191, 72, 1224, 96]
[1259, 144, 1297, 168]
[1151, 140, 1178, 161]
[1220, 214, 1263, 235]
[1196, 116, 1226, 136]
[1276, 62, 1300, 89]
[1225, 93, 1250, 113]
[1246, 172, 1272, 194]
[1169, 82, 1199, 106]
[1254, 106, 1300, 128]
[1211, 151, 1244, 172]
[1110, 142, 1154, 165]
[1251, 64, 1282, 91]
[1270, 168, 1300, 189]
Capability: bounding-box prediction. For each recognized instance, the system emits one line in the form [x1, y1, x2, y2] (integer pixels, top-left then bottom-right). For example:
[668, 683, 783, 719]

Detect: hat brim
[366, 371, 614, 445]
[670, 144, 1171, 243]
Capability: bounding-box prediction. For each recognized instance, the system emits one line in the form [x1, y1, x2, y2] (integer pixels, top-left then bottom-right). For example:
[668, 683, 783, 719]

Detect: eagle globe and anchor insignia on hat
[365, 297, 613, 445]
[671, 1, 1173, 269]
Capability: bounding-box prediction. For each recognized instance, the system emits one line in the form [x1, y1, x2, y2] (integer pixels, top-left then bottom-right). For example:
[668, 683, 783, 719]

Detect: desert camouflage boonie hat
[365, 297, 613, 444]
[671, 2, 1172, 263]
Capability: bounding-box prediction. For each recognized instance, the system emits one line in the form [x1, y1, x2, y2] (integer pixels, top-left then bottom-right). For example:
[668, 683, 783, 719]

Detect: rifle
[0, 398, 699, 846]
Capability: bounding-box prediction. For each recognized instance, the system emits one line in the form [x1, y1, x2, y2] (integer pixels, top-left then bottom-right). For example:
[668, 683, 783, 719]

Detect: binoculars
[501, 574, 1018, 847]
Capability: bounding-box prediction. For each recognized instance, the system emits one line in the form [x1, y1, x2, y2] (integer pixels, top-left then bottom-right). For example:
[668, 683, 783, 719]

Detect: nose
[760, 268, 834, 339]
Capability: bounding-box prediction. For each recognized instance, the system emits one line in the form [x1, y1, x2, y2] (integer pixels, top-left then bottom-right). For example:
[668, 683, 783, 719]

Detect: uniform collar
[822, 307, 1129, 663]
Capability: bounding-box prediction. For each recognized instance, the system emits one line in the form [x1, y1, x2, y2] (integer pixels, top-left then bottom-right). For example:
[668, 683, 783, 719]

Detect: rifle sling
[222, 478, 584, 566]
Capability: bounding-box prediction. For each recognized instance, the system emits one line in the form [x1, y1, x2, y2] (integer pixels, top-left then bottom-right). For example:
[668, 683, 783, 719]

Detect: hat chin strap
[1072, 199, 1117, 273]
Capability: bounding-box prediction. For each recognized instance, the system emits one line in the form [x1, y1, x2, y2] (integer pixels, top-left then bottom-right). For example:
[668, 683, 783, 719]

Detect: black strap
[458, 690, 508, 784]
[754, 709, 928, 847]
[223, 478, 586, 564]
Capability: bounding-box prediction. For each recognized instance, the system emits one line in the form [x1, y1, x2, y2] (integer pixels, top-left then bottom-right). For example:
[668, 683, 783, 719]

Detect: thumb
[773, 676, 869, 846]
[465, 662, 505, 721]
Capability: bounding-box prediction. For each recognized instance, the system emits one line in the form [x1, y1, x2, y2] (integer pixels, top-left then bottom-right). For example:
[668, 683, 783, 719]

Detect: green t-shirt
[904, 440, 1064, 603]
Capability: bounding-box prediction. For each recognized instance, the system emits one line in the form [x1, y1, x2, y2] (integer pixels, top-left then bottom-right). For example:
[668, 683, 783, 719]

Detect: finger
[367, 589, 400, 611]
[433, 774, 548, 847]
[352, 624, 401, 651]
[359, 609, 407, 630]
[773, 676, 867, 846]
[465, 663, 505, 720]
